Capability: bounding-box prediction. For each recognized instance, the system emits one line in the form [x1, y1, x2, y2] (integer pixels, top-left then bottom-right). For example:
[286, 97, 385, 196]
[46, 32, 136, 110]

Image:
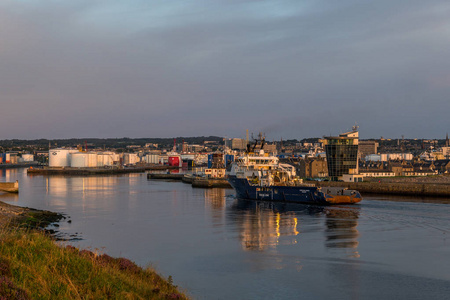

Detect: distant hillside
[0, 136, 225, 149]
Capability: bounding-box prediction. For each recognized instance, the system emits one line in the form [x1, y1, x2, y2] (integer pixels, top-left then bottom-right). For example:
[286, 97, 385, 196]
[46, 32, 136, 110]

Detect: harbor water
[1, 168, 450, 299]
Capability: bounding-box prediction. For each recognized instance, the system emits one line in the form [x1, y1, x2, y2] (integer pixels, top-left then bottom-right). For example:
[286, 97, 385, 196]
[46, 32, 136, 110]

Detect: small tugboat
[227, 134, 362, 205]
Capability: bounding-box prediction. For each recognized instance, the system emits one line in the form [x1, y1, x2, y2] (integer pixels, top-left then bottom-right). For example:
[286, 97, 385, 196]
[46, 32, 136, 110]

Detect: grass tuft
[0, 228, 189, 299]
[0, 275, 30, 300]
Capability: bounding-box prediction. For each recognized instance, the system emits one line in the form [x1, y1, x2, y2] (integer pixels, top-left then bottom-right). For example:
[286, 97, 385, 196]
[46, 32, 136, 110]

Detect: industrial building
[0, 152, 35, 164]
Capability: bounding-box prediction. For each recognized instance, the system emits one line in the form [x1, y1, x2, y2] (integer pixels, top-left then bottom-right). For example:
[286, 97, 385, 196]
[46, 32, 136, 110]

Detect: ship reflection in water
[324, 207, 360, 255]
[203, 188, 226, 210]
[203, 189, 227, 228]
[229, 199, 360, 255]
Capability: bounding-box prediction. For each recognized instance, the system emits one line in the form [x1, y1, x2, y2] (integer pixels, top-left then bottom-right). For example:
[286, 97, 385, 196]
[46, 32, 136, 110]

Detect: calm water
[1, 168, 450, 299]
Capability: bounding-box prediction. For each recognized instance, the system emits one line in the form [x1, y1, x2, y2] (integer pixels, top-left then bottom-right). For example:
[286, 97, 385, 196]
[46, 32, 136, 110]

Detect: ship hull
[228, 175, 329, 205]
[228, 176, 362, 205]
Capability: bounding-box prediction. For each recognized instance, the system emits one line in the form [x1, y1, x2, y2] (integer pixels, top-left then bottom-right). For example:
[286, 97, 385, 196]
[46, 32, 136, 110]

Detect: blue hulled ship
[228, 175, 361, 205]
[227, 134, 362, 205]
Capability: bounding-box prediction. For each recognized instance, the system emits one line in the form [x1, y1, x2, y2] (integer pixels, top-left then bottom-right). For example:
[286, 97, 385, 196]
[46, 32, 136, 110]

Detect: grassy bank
[0, 204, 188, 299]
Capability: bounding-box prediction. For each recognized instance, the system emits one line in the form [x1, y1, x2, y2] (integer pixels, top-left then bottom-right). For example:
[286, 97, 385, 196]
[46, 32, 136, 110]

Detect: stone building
[389, 161, 404, 176]
[433, 160, 450, 174]
[296, 158, 328, 178]
[358, 140, 378, 160]
[231, 138, 247, 150]
[262, 144, 277, 154]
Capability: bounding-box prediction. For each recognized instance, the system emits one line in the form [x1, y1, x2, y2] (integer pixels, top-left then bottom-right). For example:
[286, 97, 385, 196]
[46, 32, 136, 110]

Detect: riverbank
[0, 201, 189, 299]
[311, 175, 450, 197]
[0, 200, 62, 229]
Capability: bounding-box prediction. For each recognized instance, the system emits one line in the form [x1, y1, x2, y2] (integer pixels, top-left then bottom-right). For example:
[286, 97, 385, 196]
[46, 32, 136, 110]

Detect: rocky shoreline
[0, 200, 63, 230]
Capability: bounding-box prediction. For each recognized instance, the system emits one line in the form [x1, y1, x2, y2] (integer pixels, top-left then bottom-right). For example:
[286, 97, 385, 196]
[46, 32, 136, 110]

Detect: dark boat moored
[227, 133, 362, 205]
[228, 175, 362, 205]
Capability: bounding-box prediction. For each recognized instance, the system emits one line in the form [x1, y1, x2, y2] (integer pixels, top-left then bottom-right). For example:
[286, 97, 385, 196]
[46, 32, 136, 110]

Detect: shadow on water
[228, 198, 360, 253]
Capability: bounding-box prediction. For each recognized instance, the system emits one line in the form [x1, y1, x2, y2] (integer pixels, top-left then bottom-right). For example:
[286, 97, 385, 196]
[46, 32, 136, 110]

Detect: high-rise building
[324, 128, 359, 181]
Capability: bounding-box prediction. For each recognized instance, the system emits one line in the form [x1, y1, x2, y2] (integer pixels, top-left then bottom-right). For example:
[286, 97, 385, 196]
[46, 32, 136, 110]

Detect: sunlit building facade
[324, 129, 359, 181]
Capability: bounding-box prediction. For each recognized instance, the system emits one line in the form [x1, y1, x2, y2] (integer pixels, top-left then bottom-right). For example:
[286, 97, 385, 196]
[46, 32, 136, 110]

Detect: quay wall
[148, 174, 232, 188]
[0, 162, 39, 169]
[191, 178, 231, 188]
[312, 181, 450, 197]
[147, 173, 184, 180]
[0, 181, 19, 193]
[27, 168, 145, 176]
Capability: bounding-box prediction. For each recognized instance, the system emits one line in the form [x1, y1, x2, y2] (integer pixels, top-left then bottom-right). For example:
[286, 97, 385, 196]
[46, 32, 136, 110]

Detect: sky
[1, 0, 449, 140]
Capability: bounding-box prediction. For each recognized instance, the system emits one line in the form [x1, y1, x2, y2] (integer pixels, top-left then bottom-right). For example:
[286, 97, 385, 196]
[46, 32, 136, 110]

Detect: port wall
[313, 181, 450, 197]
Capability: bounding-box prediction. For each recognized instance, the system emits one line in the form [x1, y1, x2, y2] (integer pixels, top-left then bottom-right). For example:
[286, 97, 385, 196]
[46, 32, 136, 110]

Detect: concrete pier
[147, 173, 184, 180]
[0, 181, 19, 193]
[148, 173, 232, 188]
[191, 178, 231, 188]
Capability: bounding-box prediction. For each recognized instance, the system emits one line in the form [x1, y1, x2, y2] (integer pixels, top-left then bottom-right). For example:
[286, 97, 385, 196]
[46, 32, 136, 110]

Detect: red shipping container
[168, 156, 180, 167]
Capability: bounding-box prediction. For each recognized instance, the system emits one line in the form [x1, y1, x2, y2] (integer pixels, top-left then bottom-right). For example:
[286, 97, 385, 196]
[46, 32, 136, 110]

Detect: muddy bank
[0, 200, 63, 230]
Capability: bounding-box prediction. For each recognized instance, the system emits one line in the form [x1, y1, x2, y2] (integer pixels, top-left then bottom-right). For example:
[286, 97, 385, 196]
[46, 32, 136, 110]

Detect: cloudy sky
[1, 0, 449, 140]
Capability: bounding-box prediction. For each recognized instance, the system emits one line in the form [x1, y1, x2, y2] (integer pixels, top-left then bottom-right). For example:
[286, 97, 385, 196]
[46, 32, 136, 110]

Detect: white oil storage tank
[71, 152, 89, 168]
[144, 154, 160, 164]
[99, 152, 116, 167]
[71, 152, 98, 168]
[49, 149, 77, 167]
[124, 153, 139, 165]
[97, 153, 104, 167]
[87, 152, 98, 167]
[112, 153, 120, 164]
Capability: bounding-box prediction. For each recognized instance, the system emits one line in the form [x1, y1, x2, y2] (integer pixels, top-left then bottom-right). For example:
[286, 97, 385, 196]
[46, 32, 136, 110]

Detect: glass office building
[324, 130, 359, 181]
